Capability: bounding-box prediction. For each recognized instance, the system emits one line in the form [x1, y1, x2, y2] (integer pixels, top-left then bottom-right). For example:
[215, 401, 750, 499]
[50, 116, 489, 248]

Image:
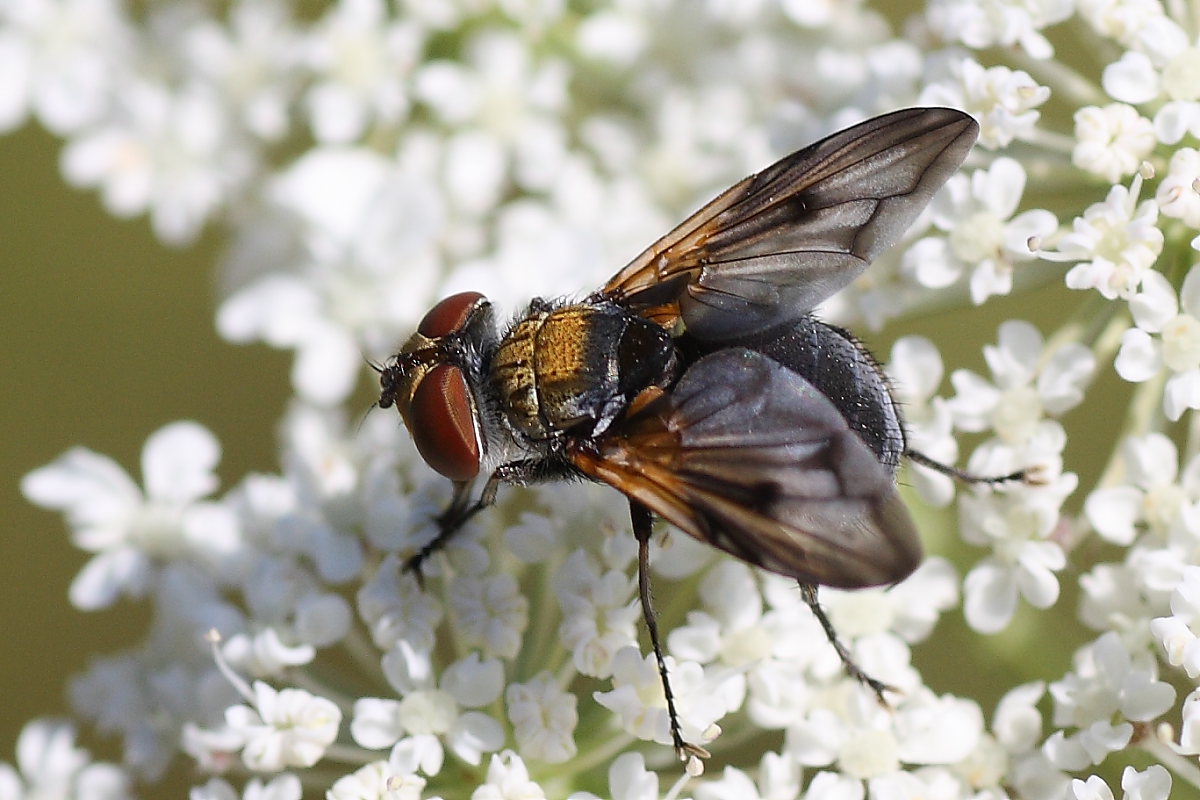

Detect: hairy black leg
[799, 583, 894, 703]
[629, 500, 710, 766]
[906, 448, 1028, 485]
[405, 474, 501, 580]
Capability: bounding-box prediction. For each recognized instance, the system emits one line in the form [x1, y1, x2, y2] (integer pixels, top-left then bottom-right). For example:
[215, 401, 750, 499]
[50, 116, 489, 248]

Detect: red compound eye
[418, 292, 486, 339]
[409, 363, 481, 481]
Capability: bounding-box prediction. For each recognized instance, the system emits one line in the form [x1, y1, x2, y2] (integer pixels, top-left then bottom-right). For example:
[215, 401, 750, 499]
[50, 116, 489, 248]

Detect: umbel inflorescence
[6, 0, 1200, 798]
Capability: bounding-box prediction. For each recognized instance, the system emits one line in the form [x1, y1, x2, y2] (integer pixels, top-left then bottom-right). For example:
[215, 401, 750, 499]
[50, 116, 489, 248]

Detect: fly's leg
[629, 501, 710, 771]
[405, 475, 501, 580]
[906, 449, 1028, 485]
[799, 583, 893, 703]
[406, 460, 552, 580]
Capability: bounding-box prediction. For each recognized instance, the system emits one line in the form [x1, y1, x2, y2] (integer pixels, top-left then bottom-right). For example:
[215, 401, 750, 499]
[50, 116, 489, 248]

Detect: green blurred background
[0, 124, 293, 767]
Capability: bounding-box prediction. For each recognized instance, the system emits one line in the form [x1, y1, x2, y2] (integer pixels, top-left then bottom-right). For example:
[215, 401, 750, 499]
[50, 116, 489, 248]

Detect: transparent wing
[568, 348, 922, 588]
[602, 107, 979, 340]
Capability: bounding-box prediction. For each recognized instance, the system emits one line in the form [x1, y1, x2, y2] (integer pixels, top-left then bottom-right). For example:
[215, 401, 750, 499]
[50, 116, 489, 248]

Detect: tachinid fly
[376, 107, 1024, 767]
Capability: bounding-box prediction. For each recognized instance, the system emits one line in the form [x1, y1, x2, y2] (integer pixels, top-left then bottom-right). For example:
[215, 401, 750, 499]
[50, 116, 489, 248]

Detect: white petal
[1102, 52, 1160, 104]
[291, 324, 361, 405]
[295, 593, 352, 647]
[1154, 101, 1200, 144]
[69, 548, 151, 610]
[350, 698, 405, 749]
[1114, 329, 1162, 383]
[1130, 271, 1178, 332]
[969, 259, 1013, 303]
[1004, 209, 1057, 257]
[1180, 266, 1200, 317]
[390, 734, 444, 776]
[990, 320, 1042, 381]
[981, 157, 1026, 218]
[141, 421, 220, 503]
[905, 236, 962, 289]
[1015, 544, 1064, 608]
[993, 682, 1045, 752]
[0, 35, 31, 132]
[1165, 371, 1200, 420]
[1122, 765, 1172, 800]
[442, 654, 504, 707]
[215, 276, 320, 346]
[888, 336, 944, 400]
[607, 752, 659, 800]
[448, 712, 504, 765]
[1038, 345, 1095, 414]
[21, 447, 139, 525]
[948, 370, 1001, 431]
[1084, 486, 1143, 545]
[1124, 432, 1179, 486]
[895, 693, 983, 764]
[964, 561, 1018, 633]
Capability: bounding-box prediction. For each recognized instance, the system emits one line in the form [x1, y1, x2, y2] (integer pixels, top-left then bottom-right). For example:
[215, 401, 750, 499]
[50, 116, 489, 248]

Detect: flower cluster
[7, 0, 1200, 798]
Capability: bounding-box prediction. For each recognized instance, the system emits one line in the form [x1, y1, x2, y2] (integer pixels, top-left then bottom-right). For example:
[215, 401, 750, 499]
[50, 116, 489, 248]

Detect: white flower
[0, 719, 130, 800]
[1121, 765, 1172, 800]
[505, 673, 578, 764]
[959, 461, 1073, 632]
[1096, 16, 1200, 143]
[992, 681, 1046, 754]
[327, 761, 425, 800]
[919, 58, 1050, 149]
[217, 148, 443, 405]
[1078, 561, 1166, 652]
[926, 0, 1073, 58]
[903, 158, 1056, 303]
[190, 773, 302, 800]
[554, 549, 640, 678]
[1155, 148, 1200, 226]
[223, 682, 342, 771]
[668, 560, 770, 670]
[948, 320, 1095, 445]
[450, 572, 529, 659]
[350, 644, 505, 773]
[1077, 0, 1165, 47]
[786, 687, 984, 781]
[413, 30, 570, 200]
[1115, 267, 1200, 419]
[182, 0, 300, 142]
[358, 554, 445, 655]
[1083, 433, 1199, 544]
[471, 751, 545, 800]
[302, 0, 422, 143]
[565, 751, 690, 800]
[21, 421, 234, 610]
[1069, 766, 1171, 800]
[1179, 687, 1200, 754]
[1149, 565, 1200, 677]
[61, 81, 254, 243]
[1060, 183, 1164, 299]
[694, 752, 799, 800]
[0, 0, 130, 134]
[593, 646, 725, 749]
[1046, 633, 1175, 768]
[1072, 104, 1156, 183]
[886, 337, 958, 505]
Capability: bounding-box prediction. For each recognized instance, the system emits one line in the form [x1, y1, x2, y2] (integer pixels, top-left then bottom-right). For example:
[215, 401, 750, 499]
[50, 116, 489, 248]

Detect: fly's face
[378, 290, 494, 483]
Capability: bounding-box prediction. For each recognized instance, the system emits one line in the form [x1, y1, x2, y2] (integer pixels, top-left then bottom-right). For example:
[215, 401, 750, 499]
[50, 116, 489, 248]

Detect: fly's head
[377, 291, 493, 482]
